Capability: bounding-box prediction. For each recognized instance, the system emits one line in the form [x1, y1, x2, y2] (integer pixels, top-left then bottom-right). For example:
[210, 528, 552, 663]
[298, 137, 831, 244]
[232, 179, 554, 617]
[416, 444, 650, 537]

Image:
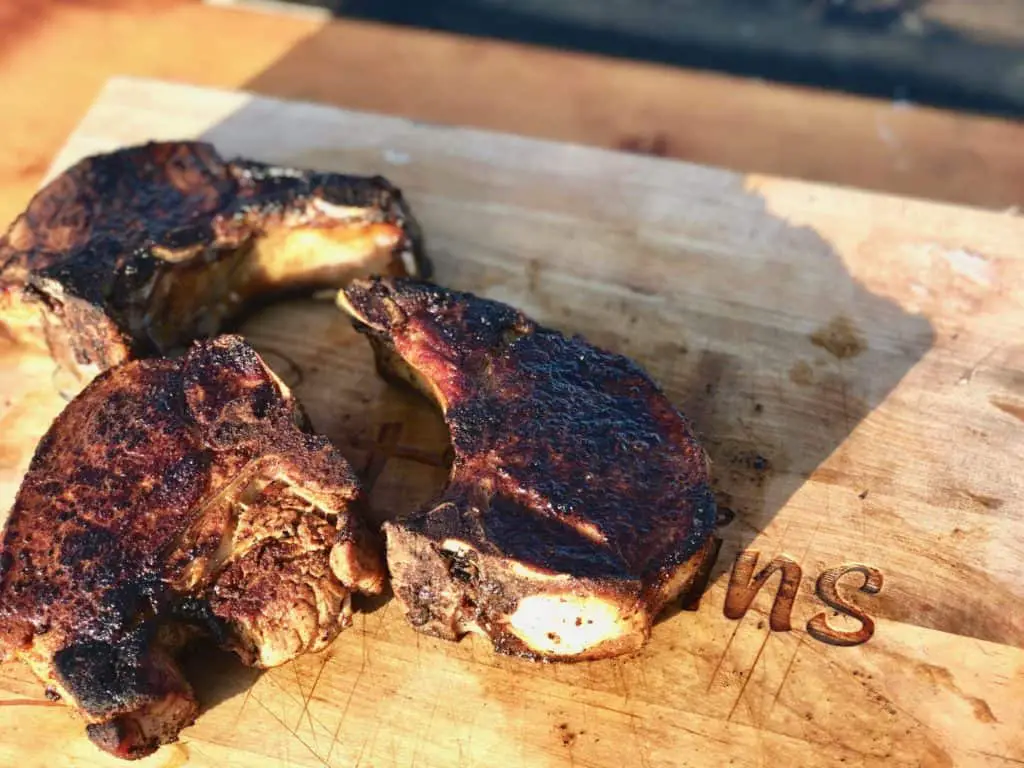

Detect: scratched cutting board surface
[0, 77, 1023, 768]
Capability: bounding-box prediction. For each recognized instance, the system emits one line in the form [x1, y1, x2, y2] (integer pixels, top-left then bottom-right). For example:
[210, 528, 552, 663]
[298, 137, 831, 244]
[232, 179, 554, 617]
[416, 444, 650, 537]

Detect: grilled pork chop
[339, 278, 716, 661]
[0, 141, 427, 388]
[0, 335, 384, 759]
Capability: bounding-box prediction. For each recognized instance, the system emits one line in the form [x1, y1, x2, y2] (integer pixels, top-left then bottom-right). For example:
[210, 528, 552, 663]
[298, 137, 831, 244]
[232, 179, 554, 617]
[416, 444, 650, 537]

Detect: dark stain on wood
[16, 158, 49, 183]
[810, 316, 867, 360]
[525, 258, 541, 294]
[556, 722, 579, 747]
[873, 650, 1001, 726]
[959, 489, 1004, 510]
[729, 449, 773, 488]
[921, 661, 999, 724]
[789, 360, 814, 385]
[971, 698, 998, 724]
[990, 396, 1024, 423]
[617, 133, 671, 157]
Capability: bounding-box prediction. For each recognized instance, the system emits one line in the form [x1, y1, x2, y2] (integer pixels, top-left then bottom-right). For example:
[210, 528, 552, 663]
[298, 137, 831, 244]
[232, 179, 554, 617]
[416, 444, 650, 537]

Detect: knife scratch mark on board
[233, 681, 256, 730]
[375, 599, 392, 640]
[292, 661, 306, 721]
[958, 344, 1002, 385]
[325, 662, 370, 764]
[295, 653, 331, 744]
[359, 422, 404, 493]
[974, 751, 1024, 765]
[672, 721, 732, 747]
[259, 670, 334, 748]
[628, 714, 652, 768]
[352, 705, 381, 768]
[411, 695, 442, 768]
[706, 620, 743, 693]
[614, 659, 632, 704]
[727, 630, 771, 723]
[261, 669, 304, 708]
[252, 694, 328, 767]
[767, 634, 804, 722]
[0, 698, 61, 708]
[796, 492, 828, 571]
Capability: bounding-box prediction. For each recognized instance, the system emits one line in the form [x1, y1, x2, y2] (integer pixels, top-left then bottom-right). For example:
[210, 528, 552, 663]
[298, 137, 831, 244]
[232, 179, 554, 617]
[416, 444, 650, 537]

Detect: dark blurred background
[278, 0, 1024, 118]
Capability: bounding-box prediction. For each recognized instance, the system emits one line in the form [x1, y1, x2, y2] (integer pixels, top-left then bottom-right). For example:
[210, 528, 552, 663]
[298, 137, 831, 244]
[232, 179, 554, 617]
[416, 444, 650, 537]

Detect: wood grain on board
[1, 77, 1023, 767]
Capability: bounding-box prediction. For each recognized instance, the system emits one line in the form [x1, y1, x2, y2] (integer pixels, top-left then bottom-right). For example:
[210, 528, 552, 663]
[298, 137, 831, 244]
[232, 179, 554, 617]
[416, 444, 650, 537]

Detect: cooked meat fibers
[0, 336, 384, 759]
[339, 278, 716, 661]
[0, 141, 428, 388]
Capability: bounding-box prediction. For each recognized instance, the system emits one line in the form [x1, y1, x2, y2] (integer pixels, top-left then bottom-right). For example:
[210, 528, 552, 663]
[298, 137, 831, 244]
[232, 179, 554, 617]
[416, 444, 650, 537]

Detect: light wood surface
[1, 0, 1023, 242]
[2, 77, 1024, 768]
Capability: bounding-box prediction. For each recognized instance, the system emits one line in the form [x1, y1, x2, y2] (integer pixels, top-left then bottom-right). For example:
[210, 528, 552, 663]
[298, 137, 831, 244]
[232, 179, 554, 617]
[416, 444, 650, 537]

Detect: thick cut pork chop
[0, 335, 384, 759]
[0, 141, 428, 388]
[339, 278, 716, 661]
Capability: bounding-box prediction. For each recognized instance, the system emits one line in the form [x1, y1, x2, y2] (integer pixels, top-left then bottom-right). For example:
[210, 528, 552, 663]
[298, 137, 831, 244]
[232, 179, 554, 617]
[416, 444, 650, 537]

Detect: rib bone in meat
[0, 335, 384, 759]
[0, 141, 428, 387]
[339, 277, 716, 661]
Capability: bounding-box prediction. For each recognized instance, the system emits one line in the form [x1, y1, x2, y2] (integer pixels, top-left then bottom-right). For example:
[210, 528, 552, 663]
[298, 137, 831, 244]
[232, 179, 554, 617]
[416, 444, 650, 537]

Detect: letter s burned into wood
[806, 564, 884, 647]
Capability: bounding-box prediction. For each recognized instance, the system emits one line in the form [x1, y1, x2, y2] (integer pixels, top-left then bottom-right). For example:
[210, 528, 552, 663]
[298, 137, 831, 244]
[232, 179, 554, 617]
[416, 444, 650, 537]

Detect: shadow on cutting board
[191, 103, 962, 758]
[200, 103, 936, 632]
[118, 94, 947, 764]
[180, 641, 261, 714]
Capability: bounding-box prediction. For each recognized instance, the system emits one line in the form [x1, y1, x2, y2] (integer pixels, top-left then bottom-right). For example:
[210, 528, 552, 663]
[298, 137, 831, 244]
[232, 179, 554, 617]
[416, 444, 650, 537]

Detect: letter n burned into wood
[723, 551, 801, 632]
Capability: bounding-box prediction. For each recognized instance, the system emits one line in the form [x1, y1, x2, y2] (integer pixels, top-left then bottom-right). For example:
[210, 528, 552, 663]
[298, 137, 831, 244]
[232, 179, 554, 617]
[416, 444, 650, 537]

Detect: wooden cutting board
[0, 77, 1022, 768]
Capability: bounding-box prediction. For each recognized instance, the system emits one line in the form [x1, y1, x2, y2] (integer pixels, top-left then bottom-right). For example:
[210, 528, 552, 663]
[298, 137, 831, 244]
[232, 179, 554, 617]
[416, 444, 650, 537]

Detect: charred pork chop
[0, 335, 384, 759]
[339, 278, 716, 661]
[0, 141, 428, 388]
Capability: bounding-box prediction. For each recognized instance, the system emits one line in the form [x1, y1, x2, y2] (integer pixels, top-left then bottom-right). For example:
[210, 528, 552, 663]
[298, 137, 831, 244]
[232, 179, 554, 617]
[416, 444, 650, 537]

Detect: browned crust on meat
[339, 278, 715, 661]
[0, 141, 429, 385]
[0, 335, 384, 758]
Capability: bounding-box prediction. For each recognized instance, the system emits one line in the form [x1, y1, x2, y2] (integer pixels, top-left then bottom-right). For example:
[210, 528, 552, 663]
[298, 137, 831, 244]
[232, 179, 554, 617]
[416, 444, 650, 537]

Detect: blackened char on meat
[338, 277, 716, 661]
[0, 335, 385, 759]
[0, 141, 429, 388]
